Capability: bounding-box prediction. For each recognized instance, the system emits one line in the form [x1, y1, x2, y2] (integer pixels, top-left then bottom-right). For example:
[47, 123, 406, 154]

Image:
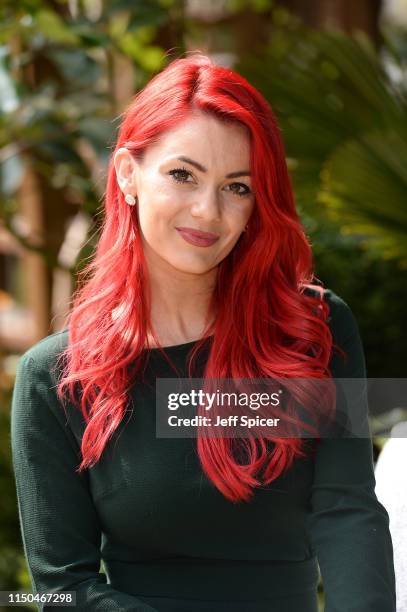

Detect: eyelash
[168, 166, 252, 198]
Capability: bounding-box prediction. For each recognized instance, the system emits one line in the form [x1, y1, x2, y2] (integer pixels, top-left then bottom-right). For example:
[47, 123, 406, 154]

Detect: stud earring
[125, 193, 136, 206]
[243, 224, 249, 232]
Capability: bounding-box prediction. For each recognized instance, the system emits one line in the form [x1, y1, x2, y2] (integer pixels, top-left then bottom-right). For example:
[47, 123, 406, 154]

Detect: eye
[226, 183, 252, 198]
[168, 167, 193, 184]
[167, 167, 252, 198]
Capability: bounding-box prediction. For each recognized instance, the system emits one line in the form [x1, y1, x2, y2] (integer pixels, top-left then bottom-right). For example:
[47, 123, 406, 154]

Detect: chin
[167, 257, 218, 275]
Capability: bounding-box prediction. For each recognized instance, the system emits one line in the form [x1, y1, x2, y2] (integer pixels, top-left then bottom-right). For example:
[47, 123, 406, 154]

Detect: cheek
[138, 191, 181, 229]
[223, 200, 253, 228]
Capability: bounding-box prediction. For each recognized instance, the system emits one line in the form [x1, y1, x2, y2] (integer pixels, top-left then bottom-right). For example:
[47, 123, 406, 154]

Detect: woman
[11, 53, 396, 611]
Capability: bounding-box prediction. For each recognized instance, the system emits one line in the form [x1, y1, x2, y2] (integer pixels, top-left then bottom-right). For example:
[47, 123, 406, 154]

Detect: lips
[175, 226, 220, 247]
[176, 227, 219, 239]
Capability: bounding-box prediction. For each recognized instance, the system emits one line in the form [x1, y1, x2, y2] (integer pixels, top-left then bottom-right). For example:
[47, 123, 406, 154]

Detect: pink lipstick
[175, 227, 220, 247]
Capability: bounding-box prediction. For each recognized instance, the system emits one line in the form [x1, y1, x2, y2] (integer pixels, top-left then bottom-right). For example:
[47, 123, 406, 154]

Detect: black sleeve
[305, 293, 397, 611]
[10, 354, 158, 612]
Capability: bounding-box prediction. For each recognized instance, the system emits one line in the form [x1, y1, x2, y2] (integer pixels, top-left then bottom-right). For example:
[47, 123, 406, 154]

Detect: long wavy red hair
[56, 52, 338, 503]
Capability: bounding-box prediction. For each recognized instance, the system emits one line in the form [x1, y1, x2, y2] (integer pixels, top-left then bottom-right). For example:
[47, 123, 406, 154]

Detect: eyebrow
[174, 156, 251, 178]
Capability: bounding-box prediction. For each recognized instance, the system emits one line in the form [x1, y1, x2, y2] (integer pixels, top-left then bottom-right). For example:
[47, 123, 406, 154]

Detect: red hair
[56, 52, 338, 503]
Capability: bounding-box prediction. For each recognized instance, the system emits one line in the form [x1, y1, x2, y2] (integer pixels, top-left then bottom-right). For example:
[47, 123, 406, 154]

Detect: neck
[145, 256, 217, 347]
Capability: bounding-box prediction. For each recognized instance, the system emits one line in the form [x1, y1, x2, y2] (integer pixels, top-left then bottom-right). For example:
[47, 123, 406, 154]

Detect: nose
[190, 187, 222, 223]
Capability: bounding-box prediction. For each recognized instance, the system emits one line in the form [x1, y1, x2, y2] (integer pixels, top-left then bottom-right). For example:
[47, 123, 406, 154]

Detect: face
[114, 110, 255, 276]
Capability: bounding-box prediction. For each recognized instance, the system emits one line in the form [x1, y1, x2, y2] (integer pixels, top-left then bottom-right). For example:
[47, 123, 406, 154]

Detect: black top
[10, 288, 396, 611]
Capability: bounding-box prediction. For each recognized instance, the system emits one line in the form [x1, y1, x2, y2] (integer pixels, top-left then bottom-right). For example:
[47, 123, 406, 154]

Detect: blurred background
[1, 0, 406, 609]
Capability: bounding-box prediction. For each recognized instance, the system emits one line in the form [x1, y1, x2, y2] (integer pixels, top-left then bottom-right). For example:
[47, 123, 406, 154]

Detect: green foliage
[236, 14, 407, 265]
[0, 0, 176, 271]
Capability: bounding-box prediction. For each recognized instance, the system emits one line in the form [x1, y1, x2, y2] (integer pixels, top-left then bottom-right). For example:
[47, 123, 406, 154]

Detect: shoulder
[17, 328, 69, 382]
[11, 329, 80, 457]
[302, 285, 360, 341]
[12, 330, 72, 427]
[302, 286, 366, 377]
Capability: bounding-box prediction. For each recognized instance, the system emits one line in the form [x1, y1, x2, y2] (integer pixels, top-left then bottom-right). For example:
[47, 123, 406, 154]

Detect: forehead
[144, 110, 251, 165]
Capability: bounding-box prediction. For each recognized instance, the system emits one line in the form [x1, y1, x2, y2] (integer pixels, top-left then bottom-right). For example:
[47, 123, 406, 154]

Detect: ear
[113, 147, 139, 193]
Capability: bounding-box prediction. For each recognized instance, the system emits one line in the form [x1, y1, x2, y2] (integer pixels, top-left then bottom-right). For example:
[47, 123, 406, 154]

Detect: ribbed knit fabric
[10, 288, 396, 611]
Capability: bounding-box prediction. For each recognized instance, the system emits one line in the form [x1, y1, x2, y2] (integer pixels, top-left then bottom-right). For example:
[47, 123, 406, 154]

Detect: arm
[305, 292, 396, 611]
[10, 353, 158, 612]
